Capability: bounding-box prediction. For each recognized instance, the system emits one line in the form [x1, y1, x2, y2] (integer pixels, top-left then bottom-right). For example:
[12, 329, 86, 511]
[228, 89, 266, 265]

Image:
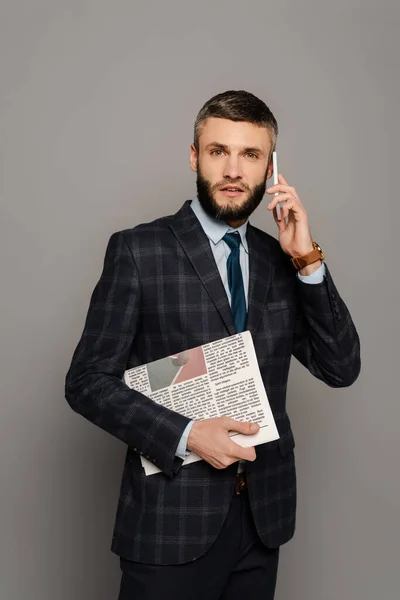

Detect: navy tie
[223, 232, 247, 333]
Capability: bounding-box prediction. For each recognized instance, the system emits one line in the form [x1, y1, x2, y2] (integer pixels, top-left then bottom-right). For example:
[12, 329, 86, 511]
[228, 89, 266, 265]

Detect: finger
[279, 173, 288, 185]
[229, 442, 257, 462]
[268, 195, 301, 217]
[278, 175, 300, 201]
[266, 184, 292, 195]
[283, 198, 306, 221]
[279, 174, 302, 204]
[268, 176, 296, 195]
[212, 457, 235, 470]
[223, 417, 259, 435]
[267, 192, 293, 210]
[279, 174, 295, 193]
[288, 205, 297, 224]
[281, 200, 299, 221]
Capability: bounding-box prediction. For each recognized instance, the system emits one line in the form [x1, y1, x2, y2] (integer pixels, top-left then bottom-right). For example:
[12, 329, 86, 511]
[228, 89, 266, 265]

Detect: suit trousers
[117, 484, 280, 600]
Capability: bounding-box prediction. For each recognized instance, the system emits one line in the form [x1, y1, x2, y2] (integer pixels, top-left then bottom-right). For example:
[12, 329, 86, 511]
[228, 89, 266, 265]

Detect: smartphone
[272, 151, 283, 221]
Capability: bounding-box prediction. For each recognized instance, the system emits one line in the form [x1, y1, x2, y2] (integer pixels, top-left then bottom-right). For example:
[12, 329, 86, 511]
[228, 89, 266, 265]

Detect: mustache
[212, 180, 250, 193]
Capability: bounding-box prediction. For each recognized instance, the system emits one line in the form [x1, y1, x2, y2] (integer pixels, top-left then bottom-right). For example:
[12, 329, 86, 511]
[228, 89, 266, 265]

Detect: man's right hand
[186, 417, 260, 469]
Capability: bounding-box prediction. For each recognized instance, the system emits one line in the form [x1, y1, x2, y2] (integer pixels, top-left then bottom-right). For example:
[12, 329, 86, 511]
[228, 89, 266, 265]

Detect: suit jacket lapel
[169, 201, 236, 336]
[246, 225, 273, 336]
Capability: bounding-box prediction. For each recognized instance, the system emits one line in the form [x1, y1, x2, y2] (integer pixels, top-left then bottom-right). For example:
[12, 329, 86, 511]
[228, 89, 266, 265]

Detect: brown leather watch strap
[291, 242, 325, 270]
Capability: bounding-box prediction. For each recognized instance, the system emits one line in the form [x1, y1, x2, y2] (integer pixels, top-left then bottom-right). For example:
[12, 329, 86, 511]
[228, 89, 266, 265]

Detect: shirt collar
[190, 197, 249, 253]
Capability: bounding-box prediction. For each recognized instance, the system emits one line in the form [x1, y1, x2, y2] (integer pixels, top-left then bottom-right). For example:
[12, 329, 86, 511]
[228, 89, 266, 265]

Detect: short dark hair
[194, 90, 278, 157]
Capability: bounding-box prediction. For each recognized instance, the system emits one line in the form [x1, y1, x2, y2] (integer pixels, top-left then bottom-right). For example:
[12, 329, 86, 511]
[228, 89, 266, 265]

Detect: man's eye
[245, 152, 257, 159]
[211, 150, 224, 156]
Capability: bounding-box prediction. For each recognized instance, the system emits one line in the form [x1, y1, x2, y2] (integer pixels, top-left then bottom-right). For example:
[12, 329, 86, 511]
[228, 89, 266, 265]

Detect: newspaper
[123, 331, 279, 475]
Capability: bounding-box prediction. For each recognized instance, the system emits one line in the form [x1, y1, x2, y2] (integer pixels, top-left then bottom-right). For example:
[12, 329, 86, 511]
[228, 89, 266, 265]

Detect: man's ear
[190, 144, 198, 172]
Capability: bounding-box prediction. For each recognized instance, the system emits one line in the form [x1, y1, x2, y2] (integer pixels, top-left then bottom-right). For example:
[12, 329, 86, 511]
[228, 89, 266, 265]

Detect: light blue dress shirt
[175, 198, 326, 459]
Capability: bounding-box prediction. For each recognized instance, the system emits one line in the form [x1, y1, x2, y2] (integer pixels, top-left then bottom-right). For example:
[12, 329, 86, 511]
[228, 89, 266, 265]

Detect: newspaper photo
[123, 331, 279, 475]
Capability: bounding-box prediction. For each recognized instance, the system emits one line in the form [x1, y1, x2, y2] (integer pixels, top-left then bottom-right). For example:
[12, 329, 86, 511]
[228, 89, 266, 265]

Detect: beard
[196, 165, 268, 222]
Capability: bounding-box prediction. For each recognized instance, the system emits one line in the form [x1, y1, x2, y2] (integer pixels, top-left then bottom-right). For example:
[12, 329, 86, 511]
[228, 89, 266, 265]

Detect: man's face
[190, 117, 274, 223]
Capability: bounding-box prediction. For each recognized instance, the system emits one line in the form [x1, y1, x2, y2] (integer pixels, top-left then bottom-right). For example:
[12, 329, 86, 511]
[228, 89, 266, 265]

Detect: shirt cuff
[175, 421, 195, 459]
[297, 262, 326, 284]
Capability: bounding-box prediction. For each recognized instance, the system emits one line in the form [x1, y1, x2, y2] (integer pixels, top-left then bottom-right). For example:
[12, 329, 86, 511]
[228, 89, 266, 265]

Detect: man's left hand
[266, 174, 315, 259]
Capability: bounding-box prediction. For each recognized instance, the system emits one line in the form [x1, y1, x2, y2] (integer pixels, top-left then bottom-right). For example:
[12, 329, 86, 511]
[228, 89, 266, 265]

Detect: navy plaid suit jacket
[65, 200, 360, 564]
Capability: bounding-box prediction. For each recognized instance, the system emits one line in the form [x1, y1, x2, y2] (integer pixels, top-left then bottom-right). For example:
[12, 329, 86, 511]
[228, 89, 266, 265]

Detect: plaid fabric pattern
[65, 200, 360, 564]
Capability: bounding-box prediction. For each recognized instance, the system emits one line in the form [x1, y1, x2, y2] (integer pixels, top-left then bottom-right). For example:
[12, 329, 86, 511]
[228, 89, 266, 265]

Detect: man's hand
[266, 174, 318, 262]
[187, 417, 260, 469]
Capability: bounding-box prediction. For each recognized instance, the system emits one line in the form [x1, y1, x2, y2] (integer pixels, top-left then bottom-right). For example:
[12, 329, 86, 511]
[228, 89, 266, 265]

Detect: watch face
[313, 241, 325, 260]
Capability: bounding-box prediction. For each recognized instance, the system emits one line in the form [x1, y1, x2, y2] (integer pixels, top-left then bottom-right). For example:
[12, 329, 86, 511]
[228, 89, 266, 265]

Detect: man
[65, 90, 360, 599]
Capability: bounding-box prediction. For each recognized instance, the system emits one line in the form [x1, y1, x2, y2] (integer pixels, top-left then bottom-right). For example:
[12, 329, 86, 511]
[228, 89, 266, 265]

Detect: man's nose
[222, 156, 242, 180]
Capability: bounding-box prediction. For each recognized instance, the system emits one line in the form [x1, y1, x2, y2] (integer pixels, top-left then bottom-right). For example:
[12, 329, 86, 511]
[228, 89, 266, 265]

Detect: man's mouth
[219, 185, 244, 192]
[218, 185, 245, 197]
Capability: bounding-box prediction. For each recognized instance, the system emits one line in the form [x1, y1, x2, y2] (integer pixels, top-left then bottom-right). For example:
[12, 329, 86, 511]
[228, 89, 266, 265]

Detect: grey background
[1, 1, 399, 599]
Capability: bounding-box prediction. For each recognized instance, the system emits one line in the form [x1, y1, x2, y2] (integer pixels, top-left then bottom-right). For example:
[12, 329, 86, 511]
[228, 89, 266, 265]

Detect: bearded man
[65, 90, 360, 599]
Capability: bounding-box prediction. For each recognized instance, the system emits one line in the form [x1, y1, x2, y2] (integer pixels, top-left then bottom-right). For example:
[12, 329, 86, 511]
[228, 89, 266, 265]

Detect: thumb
[225, 418, 259, 435]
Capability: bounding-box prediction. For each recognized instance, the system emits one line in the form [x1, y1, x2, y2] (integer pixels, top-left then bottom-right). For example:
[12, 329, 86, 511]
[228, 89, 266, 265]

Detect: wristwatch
[291, 241, 325, 270]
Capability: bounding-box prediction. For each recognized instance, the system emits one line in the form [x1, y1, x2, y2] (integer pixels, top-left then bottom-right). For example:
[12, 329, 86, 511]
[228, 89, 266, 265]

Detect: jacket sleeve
[65, 231, 190, 478]
[292, 264, 361, 387]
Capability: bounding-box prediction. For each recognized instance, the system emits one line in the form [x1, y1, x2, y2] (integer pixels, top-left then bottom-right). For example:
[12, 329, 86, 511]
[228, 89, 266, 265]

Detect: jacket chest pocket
[264, 300, 296, 358]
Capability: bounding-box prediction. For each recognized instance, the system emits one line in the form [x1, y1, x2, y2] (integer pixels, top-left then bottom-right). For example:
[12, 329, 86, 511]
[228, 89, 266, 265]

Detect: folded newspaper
[123, 331, 279, 475]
